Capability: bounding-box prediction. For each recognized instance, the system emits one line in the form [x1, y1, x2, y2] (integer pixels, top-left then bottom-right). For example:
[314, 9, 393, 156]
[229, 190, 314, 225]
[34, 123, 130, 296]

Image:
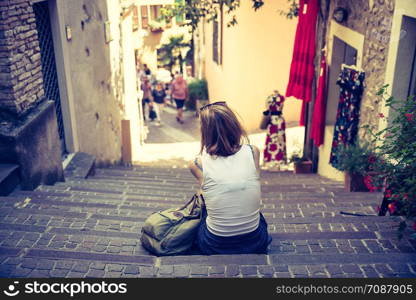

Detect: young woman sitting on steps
[189, 101, 272, 255]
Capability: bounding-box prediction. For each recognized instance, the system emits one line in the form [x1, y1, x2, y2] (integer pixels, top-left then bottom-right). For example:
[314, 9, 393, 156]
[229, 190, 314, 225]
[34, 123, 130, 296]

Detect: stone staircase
[0, 165, 415, 278]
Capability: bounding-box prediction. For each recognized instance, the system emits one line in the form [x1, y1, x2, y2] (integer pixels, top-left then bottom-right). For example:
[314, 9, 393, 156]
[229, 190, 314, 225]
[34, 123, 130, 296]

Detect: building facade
[195, 0, 302, 132]
[0, 0, 146, 190]
[305, 0, 416, 181]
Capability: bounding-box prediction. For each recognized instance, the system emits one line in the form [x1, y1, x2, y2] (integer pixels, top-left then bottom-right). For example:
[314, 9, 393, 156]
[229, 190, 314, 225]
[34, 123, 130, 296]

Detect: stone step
[1, 225, 414, 260]
[70, 178, 200, 190]
[18, 189, 381, 211]
[1, 198, 375, 221]
[54, 183, 196, 197]
[4, 193, 379, 217]
[0, 202, 401, 235]
[63, 180, 200, 193]
[9, 190, 380, 212]
[1, 253, 414, 278]
[95, 168, 195, 180]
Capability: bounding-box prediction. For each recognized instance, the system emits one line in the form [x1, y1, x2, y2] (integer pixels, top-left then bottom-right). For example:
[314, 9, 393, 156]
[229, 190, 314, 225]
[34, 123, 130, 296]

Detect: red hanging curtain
[310, 53, 327, 146]
[285, 0, 319, 125]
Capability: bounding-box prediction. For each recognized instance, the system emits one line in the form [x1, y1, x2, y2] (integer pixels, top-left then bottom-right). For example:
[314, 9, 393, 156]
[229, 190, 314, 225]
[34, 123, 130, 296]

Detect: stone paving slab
[25, 249, 155, 265]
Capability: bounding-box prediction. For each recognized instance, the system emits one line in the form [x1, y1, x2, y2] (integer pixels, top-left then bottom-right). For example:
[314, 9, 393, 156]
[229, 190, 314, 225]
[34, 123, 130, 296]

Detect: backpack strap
[194, 157, 203, 171]
[247, 144, 255, 160]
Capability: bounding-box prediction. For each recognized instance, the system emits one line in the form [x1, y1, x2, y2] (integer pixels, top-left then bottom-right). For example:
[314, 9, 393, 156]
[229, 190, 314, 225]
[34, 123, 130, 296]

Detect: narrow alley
[0, 110, 415, 278]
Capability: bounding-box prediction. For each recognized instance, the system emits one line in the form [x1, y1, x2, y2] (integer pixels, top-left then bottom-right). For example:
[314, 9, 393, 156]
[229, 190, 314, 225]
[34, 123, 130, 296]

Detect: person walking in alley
[151, 82, 166, 126]
[263, 90, 287, 171]
[188, 102, 271, 255]
[141, 76, 152, 122]
[143, 64, 151, 76]
[170, 74, 188, 124]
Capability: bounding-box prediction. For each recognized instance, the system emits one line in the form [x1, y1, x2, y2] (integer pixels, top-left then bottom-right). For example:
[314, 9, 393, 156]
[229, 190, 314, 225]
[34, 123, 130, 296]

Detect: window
[212, 19, 219, 63]
[212, 5, 223, 65]
[141, 6, 149, 29]
[132, 5, 139, 31]
[150, 5, 163, 21]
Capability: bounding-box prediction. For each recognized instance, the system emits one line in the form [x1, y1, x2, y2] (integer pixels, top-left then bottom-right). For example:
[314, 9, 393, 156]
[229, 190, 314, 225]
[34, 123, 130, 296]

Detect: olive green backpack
[140, 194, 204, 256]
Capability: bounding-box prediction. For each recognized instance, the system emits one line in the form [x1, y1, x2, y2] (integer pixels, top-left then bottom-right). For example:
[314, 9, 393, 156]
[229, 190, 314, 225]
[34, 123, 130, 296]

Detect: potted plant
[148, 20, 165, 33]
[332, 142, 379, 192]
[363, 85, 416, 239]
[289, 152, 313, 174]
[188, 79, 209, 115]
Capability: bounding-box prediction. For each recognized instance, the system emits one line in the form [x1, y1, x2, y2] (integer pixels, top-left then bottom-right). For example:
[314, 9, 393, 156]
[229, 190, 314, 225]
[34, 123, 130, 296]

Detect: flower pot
[150, 28, 163, 33]
[344, 172, 369, 192]
[293, 160, 313, 174]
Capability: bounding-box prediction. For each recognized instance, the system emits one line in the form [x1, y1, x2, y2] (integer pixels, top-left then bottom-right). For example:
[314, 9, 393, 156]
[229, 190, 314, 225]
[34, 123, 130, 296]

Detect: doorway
[33, 1, 66, 154]
[325, 36, 358, 125]
[391, 16, 416, 101]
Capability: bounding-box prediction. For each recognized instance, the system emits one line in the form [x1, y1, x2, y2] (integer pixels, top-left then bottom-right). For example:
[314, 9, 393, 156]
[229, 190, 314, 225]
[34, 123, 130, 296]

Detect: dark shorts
[195, 208, 272, 255]
[142, 98, 151, 104]
[174, 98, 185, 109]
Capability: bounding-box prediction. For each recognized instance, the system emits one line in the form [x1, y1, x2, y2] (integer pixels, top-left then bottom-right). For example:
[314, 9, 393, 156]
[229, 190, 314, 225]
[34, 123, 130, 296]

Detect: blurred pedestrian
[170, 74, 188, 124]
[151, 82, 166, 126]
[143, 64, 151, 76]
[141, 76, 152, 121]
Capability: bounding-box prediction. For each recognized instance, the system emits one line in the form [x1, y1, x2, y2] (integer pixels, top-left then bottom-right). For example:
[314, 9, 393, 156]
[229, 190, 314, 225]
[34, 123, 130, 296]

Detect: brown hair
[199, 102, 248, 157]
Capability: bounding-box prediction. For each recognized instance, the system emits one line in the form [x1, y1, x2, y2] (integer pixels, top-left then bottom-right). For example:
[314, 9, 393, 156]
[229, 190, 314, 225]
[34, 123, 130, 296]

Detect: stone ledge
[63, 152, 96, 180]
[0, 99, 63, 190]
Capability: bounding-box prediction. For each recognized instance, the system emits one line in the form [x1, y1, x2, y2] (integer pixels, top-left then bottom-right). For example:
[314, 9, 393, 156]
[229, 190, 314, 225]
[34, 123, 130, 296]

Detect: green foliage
[278, 0, 299, 19]
[157, 35, 191, 73]
[252, 0, 265, 11]
[161, 0, 240, 30]
[362, 85, 416, 237]
[188, 79, 208, 100]
[186, 79, 209, 110]
[332, 143, 378, 175]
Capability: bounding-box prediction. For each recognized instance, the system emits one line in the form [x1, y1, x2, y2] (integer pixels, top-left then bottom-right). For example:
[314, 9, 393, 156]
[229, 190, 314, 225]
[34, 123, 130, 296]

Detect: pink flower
[364, 176, 375, 192]
[385, 189, 392, 199]
[405, 113, 414, 121]
[378, 113, 385, 118]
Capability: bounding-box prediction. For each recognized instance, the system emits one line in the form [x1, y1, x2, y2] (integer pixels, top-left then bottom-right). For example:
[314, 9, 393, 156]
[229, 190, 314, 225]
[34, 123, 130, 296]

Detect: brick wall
[0, 0, 45, 117]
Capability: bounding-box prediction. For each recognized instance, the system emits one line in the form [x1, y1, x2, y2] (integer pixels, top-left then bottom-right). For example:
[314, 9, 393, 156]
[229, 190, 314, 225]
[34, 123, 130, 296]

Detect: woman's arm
[188, 157, 203, 186]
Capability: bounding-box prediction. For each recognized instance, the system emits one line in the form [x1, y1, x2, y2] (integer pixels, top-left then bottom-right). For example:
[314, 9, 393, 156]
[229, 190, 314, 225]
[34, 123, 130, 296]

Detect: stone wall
[0, 0, 63, 190]
[0, 0, 44, 116]
[328, 0, 395, 141]
[61, 0, 124, 166]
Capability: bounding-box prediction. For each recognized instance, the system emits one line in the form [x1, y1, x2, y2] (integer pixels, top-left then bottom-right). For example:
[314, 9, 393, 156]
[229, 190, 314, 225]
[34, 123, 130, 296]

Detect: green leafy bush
[187, 79, 208, 110]
[332, 143, 378, 175]
[363, 85, 416, 239]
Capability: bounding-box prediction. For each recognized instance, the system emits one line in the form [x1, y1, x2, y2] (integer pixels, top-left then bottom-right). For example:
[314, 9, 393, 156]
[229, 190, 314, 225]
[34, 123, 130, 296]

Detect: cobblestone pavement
[1, 165, 416, 278]
[1, 109, 415, 278]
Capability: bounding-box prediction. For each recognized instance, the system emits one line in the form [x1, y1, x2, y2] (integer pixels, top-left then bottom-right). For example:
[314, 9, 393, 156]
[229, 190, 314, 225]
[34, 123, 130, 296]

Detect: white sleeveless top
[200, 144, 261, 237]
